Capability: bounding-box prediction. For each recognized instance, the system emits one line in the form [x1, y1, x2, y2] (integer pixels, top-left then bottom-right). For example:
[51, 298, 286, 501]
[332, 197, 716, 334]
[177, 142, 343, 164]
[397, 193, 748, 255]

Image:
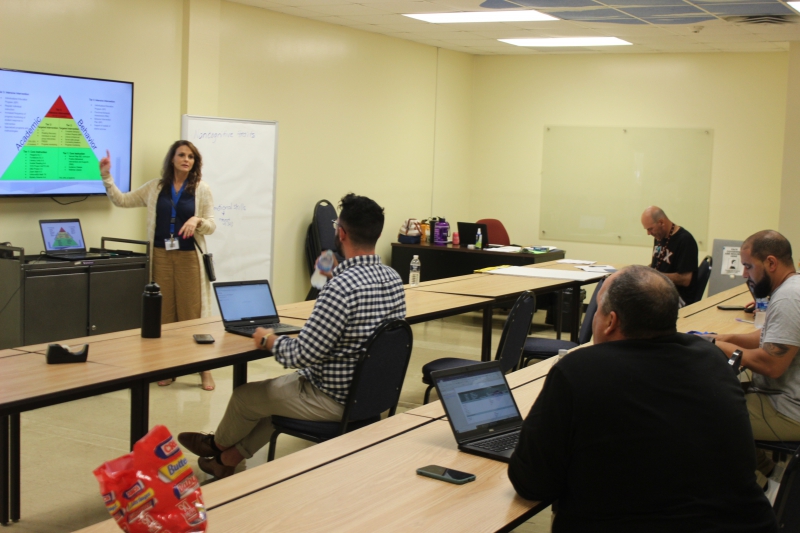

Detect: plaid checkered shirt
[272, 254, 406, 403]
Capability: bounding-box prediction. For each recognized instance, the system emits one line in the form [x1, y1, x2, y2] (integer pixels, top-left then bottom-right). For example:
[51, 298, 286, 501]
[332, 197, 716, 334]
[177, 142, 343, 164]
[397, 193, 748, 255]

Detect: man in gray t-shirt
[715, 230, 800, 484]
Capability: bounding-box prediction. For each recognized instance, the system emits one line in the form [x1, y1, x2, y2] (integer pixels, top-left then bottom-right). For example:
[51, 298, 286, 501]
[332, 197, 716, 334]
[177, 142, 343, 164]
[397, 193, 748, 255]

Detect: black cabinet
[0, 239, 149, 349]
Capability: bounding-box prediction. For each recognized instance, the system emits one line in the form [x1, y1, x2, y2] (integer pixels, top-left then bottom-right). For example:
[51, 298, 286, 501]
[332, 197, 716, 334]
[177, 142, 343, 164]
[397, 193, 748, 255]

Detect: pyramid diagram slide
[1, 96, 101, 181]
[51, 227, 79, 248]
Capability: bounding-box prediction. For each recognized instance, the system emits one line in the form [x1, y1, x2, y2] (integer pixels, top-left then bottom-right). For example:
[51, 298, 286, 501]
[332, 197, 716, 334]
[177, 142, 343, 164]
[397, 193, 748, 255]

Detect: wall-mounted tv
[0, 68, 133, 197]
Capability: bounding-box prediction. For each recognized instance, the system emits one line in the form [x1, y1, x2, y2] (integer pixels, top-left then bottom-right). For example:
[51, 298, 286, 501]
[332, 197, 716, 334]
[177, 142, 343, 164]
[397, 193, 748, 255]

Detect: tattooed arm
[716, 339, 798, 379]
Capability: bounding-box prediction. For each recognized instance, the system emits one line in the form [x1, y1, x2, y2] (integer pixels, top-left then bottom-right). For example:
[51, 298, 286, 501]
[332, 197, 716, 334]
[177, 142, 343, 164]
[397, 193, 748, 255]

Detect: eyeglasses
[332, 219, 339, 231]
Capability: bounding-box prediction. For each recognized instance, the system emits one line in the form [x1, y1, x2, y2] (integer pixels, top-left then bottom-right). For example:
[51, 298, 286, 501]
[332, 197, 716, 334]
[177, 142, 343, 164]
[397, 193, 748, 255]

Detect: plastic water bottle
[754, 298, 768, 329]
[475, 228, 482, 250]
[311, 250, 334, 289]
[409, 255, 421, 287]
[141, 282, 162, 338]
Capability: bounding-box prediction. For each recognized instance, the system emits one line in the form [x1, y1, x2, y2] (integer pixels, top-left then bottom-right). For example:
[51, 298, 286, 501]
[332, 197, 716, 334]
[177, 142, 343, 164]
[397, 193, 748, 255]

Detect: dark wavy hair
[160, 140, 202, 195]
[338, 193, 384, 248]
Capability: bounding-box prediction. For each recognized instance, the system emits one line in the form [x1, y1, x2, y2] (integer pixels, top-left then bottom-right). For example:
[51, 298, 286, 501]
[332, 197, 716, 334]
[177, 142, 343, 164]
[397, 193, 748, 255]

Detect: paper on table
[556, 259, 596, 265]
[486, 266, 604, 281]
[576, 265, 616, 273]
[484, 246, 522, 253]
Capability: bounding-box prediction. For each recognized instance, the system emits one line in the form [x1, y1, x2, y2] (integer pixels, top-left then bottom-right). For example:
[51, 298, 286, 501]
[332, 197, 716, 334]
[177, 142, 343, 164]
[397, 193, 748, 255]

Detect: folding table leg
[1, 415, 8, 525]
[555, 290, 564, 340]
[481, 306, 493, 361]
[130, 381, 150, 450]
[570, 284, 581, 343]
[233, 361, 248, 388]
[10, 414, 19, 521]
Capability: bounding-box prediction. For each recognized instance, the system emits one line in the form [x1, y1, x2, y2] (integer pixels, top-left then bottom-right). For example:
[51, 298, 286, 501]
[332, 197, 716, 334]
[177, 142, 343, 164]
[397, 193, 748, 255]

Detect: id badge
[165, 237, 179, 251]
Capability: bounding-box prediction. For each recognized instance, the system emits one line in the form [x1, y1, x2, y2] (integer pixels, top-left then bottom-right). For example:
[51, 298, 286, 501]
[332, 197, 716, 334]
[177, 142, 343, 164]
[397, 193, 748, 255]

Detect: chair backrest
[312, 199, 338, 258]
[775, 446, 800, 528]
[494, 291, 536, 373]
[476, 218, 511, 246]
[341, 319, 414, 428]
[693, 255, 712, 304]
[577, 277, 605, 345]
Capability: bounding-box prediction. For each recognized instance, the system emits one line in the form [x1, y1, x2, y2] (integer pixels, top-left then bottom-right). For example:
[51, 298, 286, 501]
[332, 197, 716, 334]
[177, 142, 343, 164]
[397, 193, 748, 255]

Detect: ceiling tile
[301, 3, 394, 15]
[621, 5, 704, 16]
[370, 0, 449, 13]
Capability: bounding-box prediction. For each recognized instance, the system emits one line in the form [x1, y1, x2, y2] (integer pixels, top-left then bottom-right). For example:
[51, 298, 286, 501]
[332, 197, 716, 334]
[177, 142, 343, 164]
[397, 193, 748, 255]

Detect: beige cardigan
[102, 175, 216, 317]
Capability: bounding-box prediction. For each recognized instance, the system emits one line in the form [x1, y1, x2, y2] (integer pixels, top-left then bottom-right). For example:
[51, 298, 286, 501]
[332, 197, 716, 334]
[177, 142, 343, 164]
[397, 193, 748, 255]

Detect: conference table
[390, 241, 565, 284]
[76, 358, 557, 533]
[0, 290, 493, 524]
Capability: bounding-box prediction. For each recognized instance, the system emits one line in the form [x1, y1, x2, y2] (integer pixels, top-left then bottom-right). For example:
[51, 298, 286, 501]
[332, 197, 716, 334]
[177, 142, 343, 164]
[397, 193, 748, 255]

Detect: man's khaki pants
[215, 372, 344, 459]
[747, 392, 800, 486]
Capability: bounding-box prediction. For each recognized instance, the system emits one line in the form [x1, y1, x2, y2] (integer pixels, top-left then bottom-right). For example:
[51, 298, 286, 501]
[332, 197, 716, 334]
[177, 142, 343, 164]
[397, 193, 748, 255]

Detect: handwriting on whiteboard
[193, 130, 257, 142]
[214, 204, 247, 228]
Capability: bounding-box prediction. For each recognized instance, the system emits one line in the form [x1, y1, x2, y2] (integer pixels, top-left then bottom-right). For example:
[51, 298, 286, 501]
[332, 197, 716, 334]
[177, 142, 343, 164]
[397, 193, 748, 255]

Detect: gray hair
[599, 265, 679, 339]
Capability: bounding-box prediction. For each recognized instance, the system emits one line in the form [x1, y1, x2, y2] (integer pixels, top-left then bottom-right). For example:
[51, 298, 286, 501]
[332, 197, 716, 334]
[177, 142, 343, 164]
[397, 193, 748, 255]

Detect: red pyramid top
[60, 228, 65, 232]
[45, 96, 73, 119]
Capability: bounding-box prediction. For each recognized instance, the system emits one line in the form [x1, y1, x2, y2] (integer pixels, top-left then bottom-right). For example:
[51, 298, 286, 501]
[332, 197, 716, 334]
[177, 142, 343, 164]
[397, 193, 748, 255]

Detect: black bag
[194, 240, 216, 282]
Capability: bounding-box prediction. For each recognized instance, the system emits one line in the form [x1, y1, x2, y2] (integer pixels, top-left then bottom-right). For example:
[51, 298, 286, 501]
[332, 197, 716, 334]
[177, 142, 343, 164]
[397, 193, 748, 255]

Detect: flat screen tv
[0, 68, 133, 197]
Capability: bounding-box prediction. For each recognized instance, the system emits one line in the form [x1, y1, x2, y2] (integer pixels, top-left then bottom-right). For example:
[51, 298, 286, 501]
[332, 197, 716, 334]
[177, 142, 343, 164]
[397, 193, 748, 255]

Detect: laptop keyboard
[471, 432, 520, 452]
[228, 323, 299, 336]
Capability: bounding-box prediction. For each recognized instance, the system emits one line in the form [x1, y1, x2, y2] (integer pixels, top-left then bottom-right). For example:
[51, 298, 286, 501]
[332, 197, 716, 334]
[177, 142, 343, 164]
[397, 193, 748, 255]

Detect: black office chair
[520, 278, 604, 367]
[691, 255, 712, 305]
[421, 291, 535, 404]
[267, 319, 413, 461]
[304, 199, 343, 300]
[773, 445, 800, 528]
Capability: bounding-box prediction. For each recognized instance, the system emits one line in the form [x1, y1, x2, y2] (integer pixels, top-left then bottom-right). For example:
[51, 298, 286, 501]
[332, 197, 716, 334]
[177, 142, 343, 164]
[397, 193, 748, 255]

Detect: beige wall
[779, 42, 800, 260]
[469, 53, 788, 268]
[0, 0, 795, 306]
[0, 0, 185, 257]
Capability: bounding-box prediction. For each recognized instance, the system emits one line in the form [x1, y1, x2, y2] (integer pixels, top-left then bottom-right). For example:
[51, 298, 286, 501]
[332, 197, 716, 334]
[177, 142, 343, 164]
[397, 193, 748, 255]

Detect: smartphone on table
[717, 305, 746, 311]
[416, 465, 475, 485]
[193, 334, 215, 344]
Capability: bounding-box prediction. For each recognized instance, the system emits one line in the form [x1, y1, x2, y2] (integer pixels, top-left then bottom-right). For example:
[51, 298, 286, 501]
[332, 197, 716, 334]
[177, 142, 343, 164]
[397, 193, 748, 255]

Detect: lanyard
[169, 181, 187, 236]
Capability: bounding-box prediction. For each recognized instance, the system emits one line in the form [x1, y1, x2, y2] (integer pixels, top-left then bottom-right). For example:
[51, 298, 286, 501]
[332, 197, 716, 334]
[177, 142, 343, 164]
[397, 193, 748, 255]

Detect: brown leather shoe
[178, 432, 219, 458]
[198, 456, 235, 480]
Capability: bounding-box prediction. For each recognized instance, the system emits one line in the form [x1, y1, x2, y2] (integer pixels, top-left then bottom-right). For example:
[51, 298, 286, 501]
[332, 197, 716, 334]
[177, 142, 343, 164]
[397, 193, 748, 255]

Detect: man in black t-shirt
[507, 266, 776, 533]
[641, 205, 699, 304]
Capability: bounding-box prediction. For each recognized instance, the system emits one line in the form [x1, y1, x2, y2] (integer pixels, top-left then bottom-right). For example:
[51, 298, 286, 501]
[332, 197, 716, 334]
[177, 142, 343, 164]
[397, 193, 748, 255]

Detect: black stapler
[46, 344, 89, 364]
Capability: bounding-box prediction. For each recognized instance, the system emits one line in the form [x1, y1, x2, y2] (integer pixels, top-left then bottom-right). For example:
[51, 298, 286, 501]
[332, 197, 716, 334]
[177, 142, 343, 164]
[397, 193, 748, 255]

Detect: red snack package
[94, 425, 207, 532]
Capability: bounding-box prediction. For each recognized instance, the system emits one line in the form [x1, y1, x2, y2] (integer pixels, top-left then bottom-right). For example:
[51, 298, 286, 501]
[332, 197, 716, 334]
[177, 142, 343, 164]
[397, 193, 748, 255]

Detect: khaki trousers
[152, 247, 201, 324]
[746, 392, 800, 485]
[215, 372, 344, 459]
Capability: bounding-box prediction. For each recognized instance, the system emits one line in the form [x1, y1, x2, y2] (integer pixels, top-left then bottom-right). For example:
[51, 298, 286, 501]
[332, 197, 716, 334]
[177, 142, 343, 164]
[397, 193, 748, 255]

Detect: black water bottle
[141, 282, 162, 338]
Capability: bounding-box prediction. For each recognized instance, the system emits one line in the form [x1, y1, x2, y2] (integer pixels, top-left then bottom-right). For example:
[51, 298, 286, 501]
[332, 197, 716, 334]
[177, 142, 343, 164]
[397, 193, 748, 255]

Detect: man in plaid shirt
[179, 194, 406, 479]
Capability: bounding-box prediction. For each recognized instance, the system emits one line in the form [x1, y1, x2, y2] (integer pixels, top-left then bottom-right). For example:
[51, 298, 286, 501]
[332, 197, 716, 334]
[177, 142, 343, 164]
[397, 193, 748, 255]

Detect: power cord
[50, 196, 88, 205]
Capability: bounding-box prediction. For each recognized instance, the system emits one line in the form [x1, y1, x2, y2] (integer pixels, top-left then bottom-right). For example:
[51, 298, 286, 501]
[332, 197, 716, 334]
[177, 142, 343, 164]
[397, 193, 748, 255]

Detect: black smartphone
[717, 305, 746, 311]
[416, 465, 475, 485]
[193, 334, 215, 344]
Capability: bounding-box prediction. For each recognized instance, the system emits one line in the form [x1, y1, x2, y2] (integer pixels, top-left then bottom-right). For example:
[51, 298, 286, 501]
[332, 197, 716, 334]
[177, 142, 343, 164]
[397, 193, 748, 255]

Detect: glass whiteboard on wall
[539, 126, 713, 248]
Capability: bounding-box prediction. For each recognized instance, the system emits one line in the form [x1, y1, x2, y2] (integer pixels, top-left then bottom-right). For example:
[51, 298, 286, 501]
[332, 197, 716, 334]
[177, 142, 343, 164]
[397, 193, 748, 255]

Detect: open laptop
[39, 219, 112, 260]
[456, 222, 489, 248]
[213, 280, 302, 338]
[431, 361, 524, 463]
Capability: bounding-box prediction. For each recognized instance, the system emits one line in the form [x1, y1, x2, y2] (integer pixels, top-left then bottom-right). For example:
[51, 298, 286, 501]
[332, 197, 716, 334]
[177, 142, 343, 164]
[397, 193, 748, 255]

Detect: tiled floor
[10, 310, 561, 532]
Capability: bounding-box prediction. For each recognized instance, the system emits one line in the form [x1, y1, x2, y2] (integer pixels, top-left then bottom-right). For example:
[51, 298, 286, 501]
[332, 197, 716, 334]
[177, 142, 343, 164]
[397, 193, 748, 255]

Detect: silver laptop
[213, 280, 302, 338]
[432, 361, 524, 463]
[40, 219, 112, 260]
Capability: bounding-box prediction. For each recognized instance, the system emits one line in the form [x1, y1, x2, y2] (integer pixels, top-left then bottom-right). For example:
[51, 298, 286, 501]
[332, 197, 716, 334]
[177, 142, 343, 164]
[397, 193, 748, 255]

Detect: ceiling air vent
[723, 15, 799, 25]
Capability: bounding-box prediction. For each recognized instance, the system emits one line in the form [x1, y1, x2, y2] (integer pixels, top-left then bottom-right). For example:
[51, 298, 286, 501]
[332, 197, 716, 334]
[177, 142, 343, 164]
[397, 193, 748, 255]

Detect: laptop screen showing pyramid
[40, 219, 86, 252]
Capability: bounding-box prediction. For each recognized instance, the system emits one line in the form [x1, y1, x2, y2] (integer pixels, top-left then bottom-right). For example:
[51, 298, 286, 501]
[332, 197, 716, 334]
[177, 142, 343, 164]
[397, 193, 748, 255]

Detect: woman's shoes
[200, 372, 215, 391]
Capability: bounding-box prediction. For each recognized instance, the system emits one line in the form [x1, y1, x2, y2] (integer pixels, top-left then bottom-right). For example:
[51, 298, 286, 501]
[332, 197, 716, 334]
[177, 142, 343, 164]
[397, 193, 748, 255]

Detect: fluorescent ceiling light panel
[789, 1, 800, 13]
[403, 11, 557, 23]
[500, 37, 631, 47]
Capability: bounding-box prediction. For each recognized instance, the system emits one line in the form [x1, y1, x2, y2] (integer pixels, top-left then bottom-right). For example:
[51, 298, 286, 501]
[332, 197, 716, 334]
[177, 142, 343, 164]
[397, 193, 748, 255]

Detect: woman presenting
[100, 141, 217, 391]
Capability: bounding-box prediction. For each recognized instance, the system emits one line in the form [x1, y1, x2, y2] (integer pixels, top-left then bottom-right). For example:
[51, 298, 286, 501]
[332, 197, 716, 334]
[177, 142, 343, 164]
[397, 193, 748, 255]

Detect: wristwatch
[260, 334, 270, 349]
[729, 349, 744, 371]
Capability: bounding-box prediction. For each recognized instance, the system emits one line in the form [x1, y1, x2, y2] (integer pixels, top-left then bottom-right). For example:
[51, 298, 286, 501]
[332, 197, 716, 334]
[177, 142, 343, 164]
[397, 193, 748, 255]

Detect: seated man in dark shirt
[508, 265, 776, 533]
[641, 206, 699, 304]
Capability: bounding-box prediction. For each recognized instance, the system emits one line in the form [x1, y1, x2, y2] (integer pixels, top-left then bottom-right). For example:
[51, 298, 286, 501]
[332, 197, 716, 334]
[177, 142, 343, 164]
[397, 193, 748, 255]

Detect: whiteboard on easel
[181, 115, 278, 314]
